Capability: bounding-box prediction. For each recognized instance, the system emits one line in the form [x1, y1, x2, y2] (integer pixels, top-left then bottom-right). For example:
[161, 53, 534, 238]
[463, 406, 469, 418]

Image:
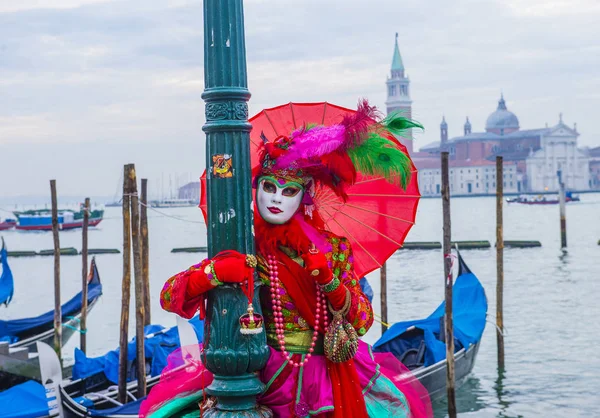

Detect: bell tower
[464, 117, 472, 135]
[385, 33, 413, 154]
[441, 116, 448, 143]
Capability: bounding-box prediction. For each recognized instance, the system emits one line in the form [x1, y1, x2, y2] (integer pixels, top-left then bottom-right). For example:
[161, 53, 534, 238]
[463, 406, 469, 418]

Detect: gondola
[0, 258, 103, 386]
[20, 316, 203, 418]
[0, 257, 102, 350]
[373, 251, 487, 401]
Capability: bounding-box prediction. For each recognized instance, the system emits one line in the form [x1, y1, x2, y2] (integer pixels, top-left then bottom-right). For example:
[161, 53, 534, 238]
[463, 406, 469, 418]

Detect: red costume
[142, 101, 432, 418]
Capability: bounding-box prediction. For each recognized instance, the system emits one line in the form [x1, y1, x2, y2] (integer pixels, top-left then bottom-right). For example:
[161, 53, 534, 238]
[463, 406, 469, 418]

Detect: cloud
[0, 0, 118, 13]
[505, 0, 600, 17]
[0, 0, 599, 197]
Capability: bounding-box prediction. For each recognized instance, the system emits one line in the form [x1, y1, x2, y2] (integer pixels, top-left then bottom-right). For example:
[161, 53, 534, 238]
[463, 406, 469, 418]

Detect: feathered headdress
[255, 99, 422, 202]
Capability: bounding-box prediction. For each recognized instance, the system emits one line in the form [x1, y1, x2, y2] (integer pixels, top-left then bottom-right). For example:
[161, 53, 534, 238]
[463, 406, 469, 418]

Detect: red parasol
[200, 102, 420, 278]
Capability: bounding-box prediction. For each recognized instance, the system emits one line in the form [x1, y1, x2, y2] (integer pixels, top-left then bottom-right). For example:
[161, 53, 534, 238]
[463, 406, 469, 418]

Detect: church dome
[485, 95, 519, 133]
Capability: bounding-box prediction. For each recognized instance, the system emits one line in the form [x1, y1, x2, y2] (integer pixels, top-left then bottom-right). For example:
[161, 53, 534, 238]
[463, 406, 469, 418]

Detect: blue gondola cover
[0, 382, 136, 418]
[0, 381, 49, 418]
[373, 257, 487, 367]
[73, 316, 204, 384]
[0, 246, 14, 306]
[359, 277, 373, 303]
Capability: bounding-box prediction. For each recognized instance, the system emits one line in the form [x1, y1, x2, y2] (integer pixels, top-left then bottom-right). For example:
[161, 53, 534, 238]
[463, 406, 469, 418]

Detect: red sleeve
[160, 260, 215, 320]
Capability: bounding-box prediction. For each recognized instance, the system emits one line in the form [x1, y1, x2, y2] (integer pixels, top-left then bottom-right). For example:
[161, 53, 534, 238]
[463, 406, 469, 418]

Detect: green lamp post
[202, 0, 271, 417]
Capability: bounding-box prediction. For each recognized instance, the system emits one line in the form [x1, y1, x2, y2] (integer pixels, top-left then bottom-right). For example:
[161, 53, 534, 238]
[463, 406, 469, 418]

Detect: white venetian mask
[256, 176, 304, 225]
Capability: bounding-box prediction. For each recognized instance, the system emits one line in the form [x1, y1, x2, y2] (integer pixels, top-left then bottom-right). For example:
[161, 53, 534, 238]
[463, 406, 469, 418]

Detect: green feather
[348, 133, 412, 189]
[381, 112, 423, 137]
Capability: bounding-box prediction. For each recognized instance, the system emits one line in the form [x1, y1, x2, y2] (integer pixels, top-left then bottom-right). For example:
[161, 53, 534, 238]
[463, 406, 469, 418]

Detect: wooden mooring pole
[558, 169, 567, 248]
[441, 152, 456, 418]
[50, 180, 62, 361]
[140, 178, 151, 326]
[380, 263, 388, 335]
[496, 157, 505, 369]
[81, 197, 90, 354]
[129, 165, 147, 397]
[118, 167, 132, 404]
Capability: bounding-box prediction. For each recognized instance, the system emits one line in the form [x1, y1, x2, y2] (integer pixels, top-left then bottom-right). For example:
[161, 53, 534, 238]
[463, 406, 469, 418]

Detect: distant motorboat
[13, 207, 104, 231]
[150, 198, 197, 208]
[506, 191, 580, 205]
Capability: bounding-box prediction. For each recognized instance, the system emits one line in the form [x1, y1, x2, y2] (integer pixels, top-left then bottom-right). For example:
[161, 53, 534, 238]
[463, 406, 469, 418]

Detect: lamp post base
[204, 374, 272, 417]
[203, 403, 272, 418]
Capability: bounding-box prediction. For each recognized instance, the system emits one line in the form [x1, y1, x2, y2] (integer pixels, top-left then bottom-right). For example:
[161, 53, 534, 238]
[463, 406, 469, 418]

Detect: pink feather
[273, 99, 380, 170]
[274, 125, 346, 169]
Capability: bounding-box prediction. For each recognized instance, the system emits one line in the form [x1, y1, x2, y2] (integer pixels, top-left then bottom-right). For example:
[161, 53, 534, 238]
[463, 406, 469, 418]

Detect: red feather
[340, 99, 380, 150]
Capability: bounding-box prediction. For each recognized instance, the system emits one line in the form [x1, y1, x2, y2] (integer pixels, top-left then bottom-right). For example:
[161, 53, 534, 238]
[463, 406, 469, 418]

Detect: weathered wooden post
[557, 169, 567, 248]
[128, 164, 147, 397]
[81, 197, 90, 354]
[380, 263, 388, 335]
[118, 167, 132, 404]
[140, 178, 151, 326]
[202, 0, 270, 415]
[496, 157, 505, 370]
[441, 152, 456, 418]
[50, 180, 62, 361]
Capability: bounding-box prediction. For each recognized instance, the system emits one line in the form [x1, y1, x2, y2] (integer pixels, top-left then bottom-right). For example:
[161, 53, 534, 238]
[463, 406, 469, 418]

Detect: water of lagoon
[1, 194, 599, 417]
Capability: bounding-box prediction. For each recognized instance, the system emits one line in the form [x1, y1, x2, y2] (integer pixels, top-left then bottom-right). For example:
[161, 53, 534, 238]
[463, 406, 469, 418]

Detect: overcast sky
[1, 0, 599, 199]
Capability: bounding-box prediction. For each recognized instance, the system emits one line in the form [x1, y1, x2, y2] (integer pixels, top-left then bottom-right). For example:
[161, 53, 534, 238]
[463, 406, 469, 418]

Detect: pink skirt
[140, 342, 432, 418]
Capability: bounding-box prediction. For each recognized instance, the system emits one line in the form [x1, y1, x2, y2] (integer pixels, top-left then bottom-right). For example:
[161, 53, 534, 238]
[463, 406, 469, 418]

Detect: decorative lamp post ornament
[239, 255, 264, 335]
[239, 303, 264, 335]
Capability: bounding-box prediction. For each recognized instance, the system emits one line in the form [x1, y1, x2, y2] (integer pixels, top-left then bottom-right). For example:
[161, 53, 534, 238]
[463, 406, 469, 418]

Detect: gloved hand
[302, 249, 332, 285]
[212, 250, 255, 284]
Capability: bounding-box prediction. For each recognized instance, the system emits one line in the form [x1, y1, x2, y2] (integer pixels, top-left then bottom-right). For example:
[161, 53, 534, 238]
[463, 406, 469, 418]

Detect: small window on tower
[389, 85, 396, 97]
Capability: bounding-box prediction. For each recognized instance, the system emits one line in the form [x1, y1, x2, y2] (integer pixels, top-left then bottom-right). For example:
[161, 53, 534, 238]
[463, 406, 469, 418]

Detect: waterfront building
[525, 115, 590, 192]
[589, 146, 600, 189]
[415, 102, 590, 195]
[417, 160, 519, 196]
[385, 36, 592, 195]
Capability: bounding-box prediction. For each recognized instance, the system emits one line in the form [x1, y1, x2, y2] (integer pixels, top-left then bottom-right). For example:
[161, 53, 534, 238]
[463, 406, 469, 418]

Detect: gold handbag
[324, 290, 359, 363]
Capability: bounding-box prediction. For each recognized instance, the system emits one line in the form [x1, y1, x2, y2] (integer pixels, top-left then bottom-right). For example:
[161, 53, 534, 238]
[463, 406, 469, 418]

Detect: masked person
[141, 101, 432, 418]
